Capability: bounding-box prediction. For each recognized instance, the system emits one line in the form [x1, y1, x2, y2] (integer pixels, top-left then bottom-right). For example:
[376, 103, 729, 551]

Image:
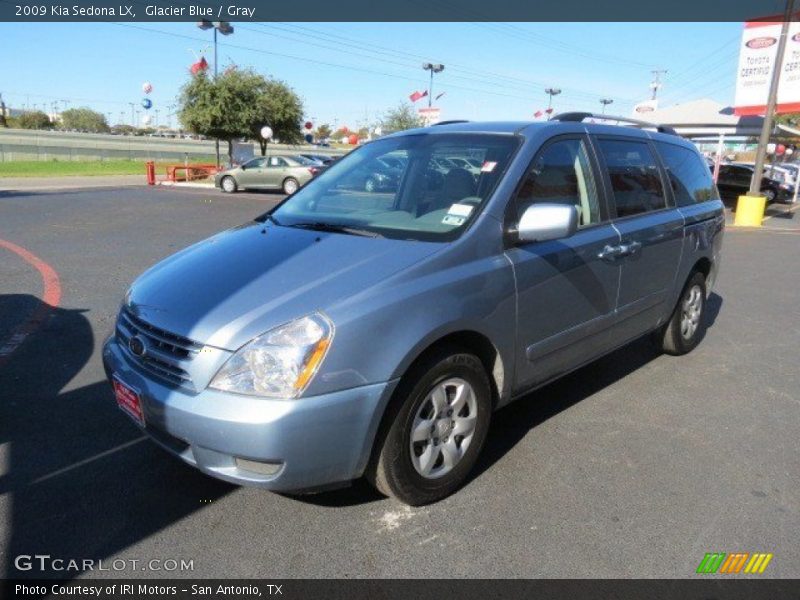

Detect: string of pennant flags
[409, 89, 555, 120]
[409, 90, 446, 102]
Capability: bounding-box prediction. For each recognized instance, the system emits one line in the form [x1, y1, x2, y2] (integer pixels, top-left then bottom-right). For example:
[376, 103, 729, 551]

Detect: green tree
[18, 110, 52, 130]
[357, 126, 370, 139]
[380, 103, 423, 133]
[315, 123, 332, 140]
[251, 78, 304, 155]
[60, 107, 109, 132]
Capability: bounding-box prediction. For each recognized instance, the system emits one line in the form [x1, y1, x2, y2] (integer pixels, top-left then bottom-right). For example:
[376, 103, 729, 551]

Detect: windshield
[266, 133, 519, 241]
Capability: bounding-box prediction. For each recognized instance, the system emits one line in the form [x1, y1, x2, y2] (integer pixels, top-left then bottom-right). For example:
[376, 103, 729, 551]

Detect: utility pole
[751, 0, 795, 194]
[650, 70, 667, 100]
[129, 102, 135, 127]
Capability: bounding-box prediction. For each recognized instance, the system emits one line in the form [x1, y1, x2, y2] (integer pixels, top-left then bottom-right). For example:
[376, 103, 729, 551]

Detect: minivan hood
[126, 221, 441, 350]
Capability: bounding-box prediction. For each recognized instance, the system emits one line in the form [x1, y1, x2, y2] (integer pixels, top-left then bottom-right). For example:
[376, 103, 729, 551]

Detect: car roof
[386, 119, 696, 150]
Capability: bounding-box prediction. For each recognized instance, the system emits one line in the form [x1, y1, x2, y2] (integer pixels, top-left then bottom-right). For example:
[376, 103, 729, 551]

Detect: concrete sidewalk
[0, 175, 144, 192]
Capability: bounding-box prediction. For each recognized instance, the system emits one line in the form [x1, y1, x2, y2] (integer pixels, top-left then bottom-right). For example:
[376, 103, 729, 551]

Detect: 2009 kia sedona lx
[104, 114, 724, 505]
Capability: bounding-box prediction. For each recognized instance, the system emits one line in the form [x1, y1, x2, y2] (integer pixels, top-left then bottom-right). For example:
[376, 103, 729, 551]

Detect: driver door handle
[619, 241, 642, 256]
[597, 245, 624, 261]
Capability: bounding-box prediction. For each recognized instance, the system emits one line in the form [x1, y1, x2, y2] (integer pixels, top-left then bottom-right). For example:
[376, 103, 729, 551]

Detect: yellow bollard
[733, 194, 767, 227]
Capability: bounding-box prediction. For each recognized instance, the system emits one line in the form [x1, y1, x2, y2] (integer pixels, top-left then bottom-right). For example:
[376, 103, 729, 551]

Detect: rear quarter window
[655, 142, 719, 206]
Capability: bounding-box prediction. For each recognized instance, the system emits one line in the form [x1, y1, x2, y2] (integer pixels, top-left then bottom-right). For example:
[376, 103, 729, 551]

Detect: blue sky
[0, 22, 745, 129]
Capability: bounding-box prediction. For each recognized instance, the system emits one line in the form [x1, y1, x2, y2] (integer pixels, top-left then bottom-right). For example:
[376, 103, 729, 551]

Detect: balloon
[142, 82, 153, 94]
[304, 121, 313, 130]
[260, 126, 273, 140]
[348, 134, 358, 145]
[304, 133, 314, 143]
[141, 98, 152, 110]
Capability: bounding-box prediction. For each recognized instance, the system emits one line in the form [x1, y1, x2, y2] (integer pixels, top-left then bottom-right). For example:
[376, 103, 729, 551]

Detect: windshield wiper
[287, 222, 383, 238]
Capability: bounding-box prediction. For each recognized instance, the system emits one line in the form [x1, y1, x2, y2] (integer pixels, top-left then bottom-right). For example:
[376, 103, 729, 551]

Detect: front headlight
[209, 313, 334, 398]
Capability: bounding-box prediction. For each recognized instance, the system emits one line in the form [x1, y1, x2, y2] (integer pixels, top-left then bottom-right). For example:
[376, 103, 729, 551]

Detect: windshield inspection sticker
[442, 203, 473, 226]
[447, 203, 474, 217]
[481, 161, 498, 172]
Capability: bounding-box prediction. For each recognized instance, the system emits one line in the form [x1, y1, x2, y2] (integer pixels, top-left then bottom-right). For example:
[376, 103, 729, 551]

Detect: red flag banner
[435, 92, 446, 101]
[190, 56, 209, 75]
[545, 107, 554, 114]
[534, 110, 543, 118]
[409, 90, 428, 102]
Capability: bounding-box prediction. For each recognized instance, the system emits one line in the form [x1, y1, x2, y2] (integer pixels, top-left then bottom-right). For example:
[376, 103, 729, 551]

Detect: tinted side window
[597, 139, 666, 218]
[515, 138, 601, 228]
[655, 142, 718, 206]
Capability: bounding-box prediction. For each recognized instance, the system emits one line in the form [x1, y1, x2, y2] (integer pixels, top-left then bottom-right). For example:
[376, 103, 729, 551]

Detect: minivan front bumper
[102, 336, 397, 491]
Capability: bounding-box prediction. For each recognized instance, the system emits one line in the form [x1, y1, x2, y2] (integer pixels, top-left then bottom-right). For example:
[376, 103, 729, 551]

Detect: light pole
[128, 102, 135, 127]
[197, 20, 234, 168]
[545, 88, 561, 119]
[599, 98, 613, 114]
[422, 62, 445, 108]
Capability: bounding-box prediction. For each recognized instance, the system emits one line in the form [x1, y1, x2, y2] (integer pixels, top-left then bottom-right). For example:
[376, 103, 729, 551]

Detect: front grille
[116, 309, 201, 388]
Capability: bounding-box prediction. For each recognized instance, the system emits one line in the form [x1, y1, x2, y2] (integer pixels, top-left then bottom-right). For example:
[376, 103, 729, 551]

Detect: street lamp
[599, 98, 613, 114]
[197, 20, 234, 167]
[422, 62, 445, 108]
[545, 88, 561, 119]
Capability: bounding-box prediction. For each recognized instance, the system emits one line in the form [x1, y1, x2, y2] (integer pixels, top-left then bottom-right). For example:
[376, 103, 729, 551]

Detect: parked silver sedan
[215, 155, 318, 194]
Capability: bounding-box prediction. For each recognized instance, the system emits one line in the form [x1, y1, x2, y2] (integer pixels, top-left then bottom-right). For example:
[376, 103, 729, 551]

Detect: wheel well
[692, 257, 712, 279]
[406, 331, 504, 407]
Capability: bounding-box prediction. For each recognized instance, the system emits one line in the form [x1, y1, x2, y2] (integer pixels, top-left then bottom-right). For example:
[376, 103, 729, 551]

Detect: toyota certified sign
[735, 20, 800, 116]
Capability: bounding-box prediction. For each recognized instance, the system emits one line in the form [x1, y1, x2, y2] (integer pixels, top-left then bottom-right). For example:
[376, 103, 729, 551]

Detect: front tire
[366, 347, 492, 505]
[764, 188, 776, 203]
[220, 176, 237, 193]
[657, 271, 707, 355]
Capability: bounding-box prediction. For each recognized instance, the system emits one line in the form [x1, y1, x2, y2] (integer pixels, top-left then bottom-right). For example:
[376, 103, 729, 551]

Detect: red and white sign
[418, 106, 441, 125]
[734, 19, 800, 116]
[113, 377, 145, 427]
[633, 99, 658, 115]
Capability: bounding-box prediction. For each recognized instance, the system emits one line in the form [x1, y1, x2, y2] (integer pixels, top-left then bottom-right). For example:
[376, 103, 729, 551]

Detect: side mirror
[516, 203, 578, 243]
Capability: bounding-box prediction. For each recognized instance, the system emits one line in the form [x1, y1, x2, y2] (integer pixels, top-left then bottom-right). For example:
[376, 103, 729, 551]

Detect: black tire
[220, 176, 238, 193]
[656, 271, 707, 356]
[366, 346, 492, 506]
[764, 188, 776, 204]
[282, 177, 299, 195]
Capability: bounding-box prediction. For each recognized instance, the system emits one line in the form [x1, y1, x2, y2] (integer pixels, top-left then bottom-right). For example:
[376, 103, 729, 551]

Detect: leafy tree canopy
[60, 107, 109, 133]
[18, 110, 52, 130]
[380, 103, 423, 133]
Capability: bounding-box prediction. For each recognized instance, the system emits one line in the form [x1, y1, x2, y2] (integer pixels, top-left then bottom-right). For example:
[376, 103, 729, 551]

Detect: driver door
[238, 157, 268, 188]
[504, 135, 621, 391]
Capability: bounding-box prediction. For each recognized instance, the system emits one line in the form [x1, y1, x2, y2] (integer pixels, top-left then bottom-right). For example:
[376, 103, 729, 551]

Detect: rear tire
[282, 177, 299, 195]
[221, 176, 237, 193]
[366, 347, 492, 506]
[657, 271, 707, 356]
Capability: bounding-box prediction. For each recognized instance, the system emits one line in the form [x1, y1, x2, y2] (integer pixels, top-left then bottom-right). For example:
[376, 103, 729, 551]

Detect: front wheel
[656, 271, 707, 355]
[764, 188, 777, 203]
[282, 177, 299, 195]
[220, 176, 237, 193]
[366, 347, 492, 505]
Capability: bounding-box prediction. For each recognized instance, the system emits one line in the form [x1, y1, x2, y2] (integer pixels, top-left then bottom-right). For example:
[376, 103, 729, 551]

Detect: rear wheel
[282, 177, 299, 195]
[366, 347, 492, 505]
[657, 271, 707, 355]
[221, 176, 237, 193]
[764, 188, 776, 203]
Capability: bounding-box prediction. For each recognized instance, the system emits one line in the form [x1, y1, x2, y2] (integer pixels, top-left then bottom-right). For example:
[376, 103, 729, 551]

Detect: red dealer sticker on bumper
[113, 376, 145, 427]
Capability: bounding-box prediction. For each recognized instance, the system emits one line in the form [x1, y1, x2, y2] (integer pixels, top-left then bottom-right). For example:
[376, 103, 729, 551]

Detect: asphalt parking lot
[1, 185, 799, 579]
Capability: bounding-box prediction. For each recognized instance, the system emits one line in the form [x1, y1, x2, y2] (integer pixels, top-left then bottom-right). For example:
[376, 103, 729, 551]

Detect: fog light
[235, 457, 282, 476]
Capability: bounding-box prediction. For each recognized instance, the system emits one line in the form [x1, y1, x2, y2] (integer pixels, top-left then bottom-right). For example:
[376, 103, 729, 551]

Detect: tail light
[309, 167, 320, 175]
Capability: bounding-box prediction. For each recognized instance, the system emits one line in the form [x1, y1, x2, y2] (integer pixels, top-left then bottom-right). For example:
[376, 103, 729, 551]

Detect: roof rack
[432, 120, 470, 126]
[552, 112, 678, 136]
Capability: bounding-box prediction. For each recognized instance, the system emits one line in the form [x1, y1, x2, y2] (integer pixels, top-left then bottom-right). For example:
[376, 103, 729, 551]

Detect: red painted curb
[0, 239, 63, 365]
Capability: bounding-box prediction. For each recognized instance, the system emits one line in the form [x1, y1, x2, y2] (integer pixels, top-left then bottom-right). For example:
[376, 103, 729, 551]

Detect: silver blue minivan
[104, 115, 724, 505]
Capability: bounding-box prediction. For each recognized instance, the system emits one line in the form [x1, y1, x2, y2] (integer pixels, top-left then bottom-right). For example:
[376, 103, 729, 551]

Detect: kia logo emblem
[746, 37, 777, 49]
[128, 335, 147, 357]
[793, 33, 800, 42]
